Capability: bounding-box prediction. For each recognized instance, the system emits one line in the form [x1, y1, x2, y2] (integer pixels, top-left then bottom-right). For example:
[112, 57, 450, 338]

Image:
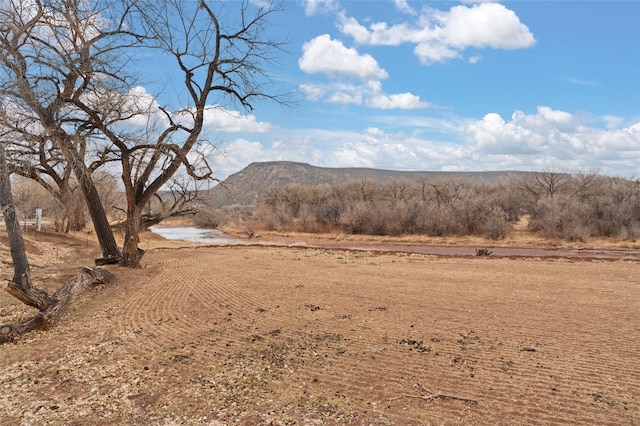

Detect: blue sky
[158, 1, 640, 179]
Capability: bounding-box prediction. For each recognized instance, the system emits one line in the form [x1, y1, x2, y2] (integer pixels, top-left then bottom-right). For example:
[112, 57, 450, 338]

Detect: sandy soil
[0, 231, 639, 425]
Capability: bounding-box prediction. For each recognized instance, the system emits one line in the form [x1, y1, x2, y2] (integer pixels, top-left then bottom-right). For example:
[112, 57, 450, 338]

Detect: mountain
[205, 161, 532, 208]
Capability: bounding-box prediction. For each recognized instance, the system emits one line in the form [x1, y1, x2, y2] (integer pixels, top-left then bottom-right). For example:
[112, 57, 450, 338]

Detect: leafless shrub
[476, 248, 493, 256]
[255, 173, 640, 242]
[193, 209, 221, 228]
[479, 206, 510, 240]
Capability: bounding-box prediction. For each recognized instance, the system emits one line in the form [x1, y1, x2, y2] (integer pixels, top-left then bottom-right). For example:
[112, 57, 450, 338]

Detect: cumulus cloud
[299, 79, 428, 110]
[602, 115, 624, 130]
[298, 34, 429, 110]
[338, 14, 413, 46]
[203, 138, 270, 180]
[299, 34, 388, 79]
[337, 2, 535, 64]
[202, 106, 272, 133]
[367, 92, 430, 110]
[298, 33, 430, 111]
[212, 106, 639, 179]
[173, 105, 272, 134]
[413, 43, 459, 64]
[436, 3, 535, 50]
[464, 107, 640, 171]
[468, 55, 482, 64]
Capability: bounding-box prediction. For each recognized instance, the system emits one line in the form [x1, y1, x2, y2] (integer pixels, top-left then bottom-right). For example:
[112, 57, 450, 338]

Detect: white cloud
[87, 86, 169, 131]
[328, 89, 363, 105]
[394, 0, 416, 15]
[213, 106, 640, 179]
[304, 0, 341, 17]
[337, 2, 535, 65]
[437, 3, 535, 50]
[367, 92, 430, 110]
[535, 106, 574, 129]
[89, 87, 267, 136]
[464, 107, 640, 172]
[602, 115, 624, 130]
[206, 138, 270, 179]
[364, 127, 385, 138]
[299, 79, 428, 110]
[172, 107, 271, 136]
[413, 42, 460, 64]
[202, 106, 272, 133]
[299, 34, 389, 79]
[298, 84, 325, 101]
[338, 13, 413, 46]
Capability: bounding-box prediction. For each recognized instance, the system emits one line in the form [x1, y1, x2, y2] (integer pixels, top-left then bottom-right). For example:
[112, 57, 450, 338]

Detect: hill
[205, 161, 532, 208]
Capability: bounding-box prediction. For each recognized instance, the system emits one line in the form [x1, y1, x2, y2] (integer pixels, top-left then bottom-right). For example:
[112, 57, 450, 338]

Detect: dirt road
[1, 241, 639, 424]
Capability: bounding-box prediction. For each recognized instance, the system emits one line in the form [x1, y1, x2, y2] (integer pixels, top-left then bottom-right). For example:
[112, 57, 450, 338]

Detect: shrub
[193, 209, 221, 228]
[254, 174, 640, 242]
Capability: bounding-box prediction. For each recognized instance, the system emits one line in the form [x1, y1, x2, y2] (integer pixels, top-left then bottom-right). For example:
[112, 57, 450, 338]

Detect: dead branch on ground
[0, 267, 116, 343]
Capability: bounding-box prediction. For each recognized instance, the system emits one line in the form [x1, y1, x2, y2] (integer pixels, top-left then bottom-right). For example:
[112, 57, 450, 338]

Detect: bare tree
[2, 135, 86, 232]
[383, 179, 413, 206]
[2, 145, 116, 343]
[0, 0, 139, 262]
[428, 178, 466, 206]
[0, 146, 41, 302]
[93, 0, 288, 267]
[342, 178, 377, 203]
[517, 169, 570, 202]
[111, 175, 206, 230]
[1, 0, 288, 268]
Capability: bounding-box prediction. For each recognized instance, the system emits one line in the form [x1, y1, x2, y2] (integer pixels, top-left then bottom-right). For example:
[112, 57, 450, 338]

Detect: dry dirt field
[1, 230, 639, 425]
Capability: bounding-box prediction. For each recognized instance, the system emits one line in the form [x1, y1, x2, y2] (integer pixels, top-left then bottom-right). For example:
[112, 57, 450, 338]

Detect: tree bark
[1, 146, 56, 311]
[121, 203, 144, 268]
[70, 198, 86, 232]
[1, 147, 30, 285]
[2, 145, 117, 344]
[2, 271, 56, 312]
[71, 160, 122, 263]
[0, 267, 116, 343]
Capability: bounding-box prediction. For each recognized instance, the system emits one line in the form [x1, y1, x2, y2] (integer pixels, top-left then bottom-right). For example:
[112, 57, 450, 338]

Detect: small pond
[149, 226, 241, 243]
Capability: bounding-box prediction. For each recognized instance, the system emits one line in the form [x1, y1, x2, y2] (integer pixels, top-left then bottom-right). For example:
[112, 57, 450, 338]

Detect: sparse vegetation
[475, 248, 493, 256]
[250, 171, 640, 243]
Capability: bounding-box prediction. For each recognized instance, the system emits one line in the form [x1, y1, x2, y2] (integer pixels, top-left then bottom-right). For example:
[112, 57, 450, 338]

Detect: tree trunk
[70, 198, 86, 232]
[121, 203, 144, 268]
[71, 162, 121, 264]
[0, 146, 56, 311]
[1, 147, 30, 285]
[0, 267, 116, 343]
[1, 148, 117, 344]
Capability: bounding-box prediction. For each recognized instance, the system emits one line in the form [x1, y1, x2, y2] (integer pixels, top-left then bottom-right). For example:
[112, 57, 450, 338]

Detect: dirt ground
[0, 231, 639, 425]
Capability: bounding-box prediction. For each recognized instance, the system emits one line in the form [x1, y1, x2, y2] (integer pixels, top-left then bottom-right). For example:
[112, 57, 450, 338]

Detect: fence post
[36, 209, 42, 231]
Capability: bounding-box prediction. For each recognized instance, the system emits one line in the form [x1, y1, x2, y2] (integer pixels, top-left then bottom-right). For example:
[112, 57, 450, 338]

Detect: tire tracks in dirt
[101, 246, 639, 424]
[114, 250, 267, 358]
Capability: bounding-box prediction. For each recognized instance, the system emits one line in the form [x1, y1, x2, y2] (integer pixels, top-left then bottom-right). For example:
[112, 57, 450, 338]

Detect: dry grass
[222, 215, 640, 251]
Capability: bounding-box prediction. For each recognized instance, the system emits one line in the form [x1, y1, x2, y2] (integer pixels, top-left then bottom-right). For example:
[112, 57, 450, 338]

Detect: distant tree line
[253, 171, 640, 242]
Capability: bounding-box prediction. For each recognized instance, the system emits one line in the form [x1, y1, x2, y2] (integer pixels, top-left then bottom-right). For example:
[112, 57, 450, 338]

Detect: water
[149, 226, 240, 243]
